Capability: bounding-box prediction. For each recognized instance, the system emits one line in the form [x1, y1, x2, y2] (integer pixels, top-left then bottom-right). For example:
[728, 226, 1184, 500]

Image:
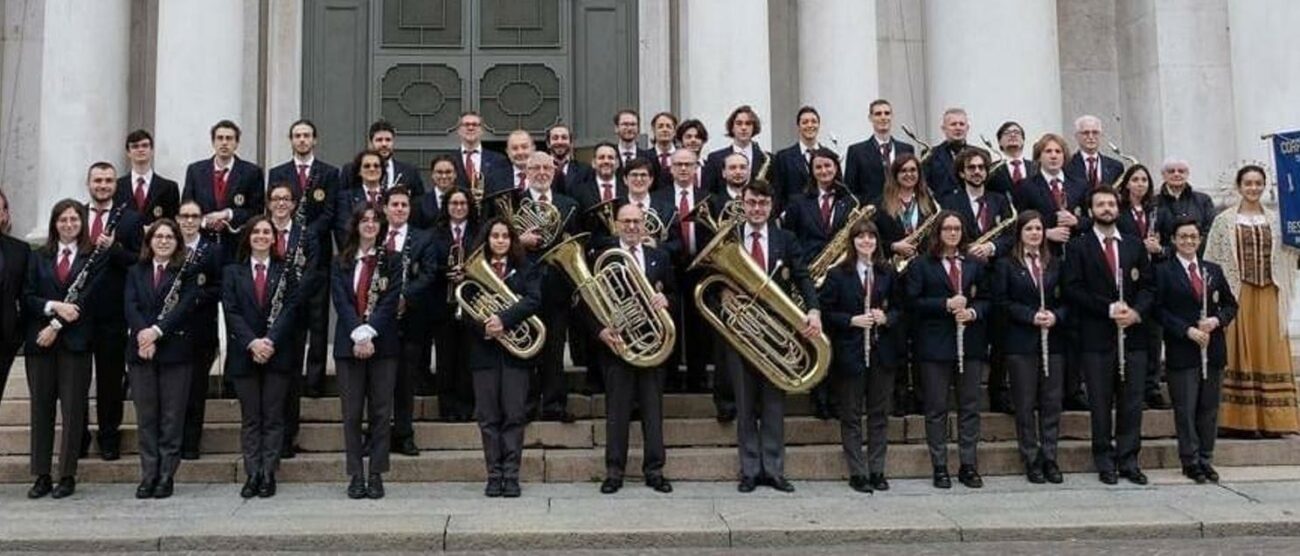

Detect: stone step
[0, 410, 1180, 456]
[0, 436, 1295, 484]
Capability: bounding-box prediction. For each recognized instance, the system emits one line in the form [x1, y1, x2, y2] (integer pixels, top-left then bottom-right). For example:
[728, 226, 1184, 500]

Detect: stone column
[797, 0, 879, 152]
[638, 0, 672, 119]
[677, 0, 772, 150]
[153, 0, 246, 180]
[922, 0, 1062, 145]
[264, 0, 304, 165]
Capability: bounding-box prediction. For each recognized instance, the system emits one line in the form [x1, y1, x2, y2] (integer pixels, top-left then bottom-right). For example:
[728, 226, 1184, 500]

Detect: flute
[863, 268, 873, 369]
[1201, 273, 1209, 380]
[1117, 264, 1126, 382]
[1039, 268, 1050, 378]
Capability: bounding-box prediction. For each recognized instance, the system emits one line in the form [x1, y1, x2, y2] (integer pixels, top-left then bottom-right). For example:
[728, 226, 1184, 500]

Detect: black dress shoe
[1099, 470, 1118, 485]
[737, 476, 757, 493]
[180, 449, 201, 461]
[100, 447, 121, 462]
[1201, 463, 1220, 483]
[645, 476, 673, 493]
[394, 437, 420, 456]
[502, 478, 521, 498]
[1043, 460, 1064, 484]
[990, 392, 1015, 415]
[716, 407, 736, 424]
[600, 478, 623, 494]
[868, 473, 890, 491]
[1145, 392, 1170, 410]
[279, 444, 297, 460]
[366, 473, 385, 499]
[1026, 463, 1046, 484]
[347, 475, 368, 499]
[813, 403, 833, 421]
[258, 474, 277, 498]
[136, 478, 157, 499]
[849, 475, 873, 494]
[1120, 468, 1149, 485]
[154, 477, 174, 499]
[241, 474, 262, 499]
[767, 475, 795, 493]
[51, 476, 76, 499]
[958, 465, 984, 489]
[1183, 465, 1207, 484]
[28, 474, 53, 499]
[933, 467, 952, 489]
[1063, 393, 1090, 411]
[484, 478, 503, 498]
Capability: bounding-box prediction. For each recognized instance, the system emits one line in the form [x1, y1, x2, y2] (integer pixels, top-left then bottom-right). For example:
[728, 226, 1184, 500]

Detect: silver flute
[863, 269, 873, 369]
[1201, 273, 1210, 380]
[1039, 269, 1050, 378]
[1117, 265, 1126, 382]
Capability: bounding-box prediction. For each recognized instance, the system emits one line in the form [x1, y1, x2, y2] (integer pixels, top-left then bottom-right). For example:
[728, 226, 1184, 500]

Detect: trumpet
[900, 124, 934, 161]
[468, 170, 485, 218]
[688, 218, 832, 393]
[447, 238, 465, 306]
[890, 196, 941, 273]
[543, 233, 676, 367]
[453, 246, 547, 359]
[807, 191, 876, 288]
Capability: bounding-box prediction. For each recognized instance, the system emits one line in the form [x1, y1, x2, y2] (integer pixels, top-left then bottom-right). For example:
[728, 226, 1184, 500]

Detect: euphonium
[512, 196, 565, 246]
[890, 196, 941, 273]
[689, 218, 833, 393]
[542, 233, 676, 367]
[807, 194, 877, 288]
[453, 246, 547, 359]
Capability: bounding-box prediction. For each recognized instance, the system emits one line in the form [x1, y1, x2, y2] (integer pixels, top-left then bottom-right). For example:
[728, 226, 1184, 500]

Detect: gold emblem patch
[152, 206, 163, 218]
[197, 273, 207, 286]
[1130, 267, 1139, 282]
[313, 188, 326, 202]
[233, 193, 246, 207]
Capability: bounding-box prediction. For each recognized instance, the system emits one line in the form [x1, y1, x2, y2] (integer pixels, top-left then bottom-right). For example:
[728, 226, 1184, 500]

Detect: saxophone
[970, 192, 1019, 247]
[900, 124, 934, 162]
[806, 190, 877, 288]
[890, 196, 941, 273]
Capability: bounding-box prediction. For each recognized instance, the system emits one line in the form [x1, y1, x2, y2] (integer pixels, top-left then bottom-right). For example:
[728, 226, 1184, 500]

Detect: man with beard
[614, 109, 656, 169]
[338, 120, 427, 211]
[546, 122, 592, 195]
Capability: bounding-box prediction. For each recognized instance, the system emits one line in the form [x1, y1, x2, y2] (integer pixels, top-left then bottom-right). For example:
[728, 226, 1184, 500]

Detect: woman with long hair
[433, 188, 479, 422]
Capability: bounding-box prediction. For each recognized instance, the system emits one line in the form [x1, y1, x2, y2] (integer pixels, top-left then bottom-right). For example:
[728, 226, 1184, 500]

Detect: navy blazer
[904, 255, 991, 362]
[554, 158, 595, 197]
[419, 186, 468, 231]
[1013, 173, 1091, 251]
[332, 184, 389, 248]
[331, 254, 402, 360]
[987, 158, 1035, 197]
[392, 227, 441, 340]
[23, 245, 104, 353]
[1061, 232, 1155, 353]
[222, 260, 300, 375]
[819, 263, 904, 373]
[922, 140, 965, 200]
[0, 234, 31, 349]
[453, 147, 510, 192]
[466, 259, 543, 370]
[939, 189, 1016, 257]
[658, 186, 713, 266]
[781, 188, 858, 266]
[702, 143, 767, 195]
[1154, 258, 1237, 370]
[115, 173, 180, 226]
[338, 158, 427, 200]
[570, 175, 627, 237]
[429, 221, 478, 316]
[181, 157, 266, 233]
[84, 203, 142, 324]
[268, 159, 340, 241]
[1065, 152, 1125, 190]
[771, 144, 815, 211]
[991, 256, 1069, 355]
[124, 260, 199, 365]
[186, 236, 224, 349]
[844, 137, 914, 204]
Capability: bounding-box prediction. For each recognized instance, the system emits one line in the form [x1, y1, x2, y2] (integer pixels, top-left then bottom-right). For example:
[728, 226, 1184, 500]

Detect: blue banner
[1271, 130, 1300, 249]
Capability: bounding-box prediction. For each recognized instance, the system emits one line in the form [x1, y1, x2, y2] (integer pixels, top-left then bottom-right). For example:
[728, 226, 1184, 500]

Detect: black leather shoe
[543, 411, 577, 424]
[868, 473, 890, 491]
[1183, 465, 1207, 484]
[1043, 460, 1063, 484]
[394, 437, 420, 456]
[737, 476, 757, 493]
[990, 391, 1015, 415]
[1026, 462, 1046, 484]
[849, 475, 873, 494]
[258, 474, 277, 498]
[933, 467, 952, 489]
[646, 476, 673, 493]
[1120, 468, 1149, 485]
[1145, 392, 1170, 410]
[347, 475, 368, 499]
[99, 445, 121, 462]
[484, 478, 503, 498]
[958, 465, 984, 489]
[502, 478, 521, 498]
[1202, 464, 1220, 483]
[180, 449, 201, 461]
[241, 474, 262, 499]
[600, 478, 623, 494]
[1099, 470, 1118, 485]
[767, 475, 795, 493]
[279, 444, 297, 460]
[366, 473, 385, 499]
[1064, 393, 1090, 411]
[813, 403, 833, 421]
[136, 478, 157, 499]
[28, 474, 53, 499]
[51, 476, 76, 499]
[154, 477, 174, 499]
[716, 407, 736, 424]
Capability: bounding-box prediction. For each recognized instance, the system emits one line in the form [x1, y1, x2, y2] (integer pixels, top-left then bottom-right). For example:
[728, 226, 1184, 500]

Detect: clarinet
[54, 203, 124, 325]
[1201, 273, 1210, 380]
[156, 242, 205, 323]
[398, 232, 412, 317]
[363, 244, 388, 323]
[266, 179, 316, 329]
[1117, 262, 1126, 382]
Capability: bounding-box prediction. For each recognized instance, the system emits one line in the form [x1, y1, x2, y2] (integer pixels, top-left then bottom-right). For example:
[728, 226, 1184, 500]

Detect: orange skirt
[1220, 283, 1300, 433]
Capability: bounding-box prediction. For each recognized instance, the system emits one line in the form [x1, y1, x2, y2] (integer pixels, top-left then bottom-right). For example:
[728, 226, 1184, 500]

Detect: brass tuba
[806, 190, 877, 288]
[453, 246, 547, 359]
[542, 233, 676, 367]
[689, 218, 833, 393]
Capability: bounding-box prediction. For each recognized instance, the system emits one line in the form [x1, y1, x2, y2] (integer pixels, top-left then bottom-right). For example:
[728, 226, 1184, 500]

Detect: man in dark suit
[181, 120, 265, 246]
[703, 105, 768, 195]
[845, 99, 914, 204]
[658, 149, 719, 400]
[337, 120, 428, 204]
[546, 122, 593, 196]
[569, 142, 626, 241]
[922, 108, 970, 200]
[1065, 115, 1125, 190]
[648, 112, 679, 192]
[723, 181, 822, 494]
[455, 111, 509, 195]
[772, 106, 826, 213]
[1062, 186, 1156, 486]
[614, 109, 656, 170]
[0, 189, 30, 406]
[484, 129, 537, 202]
[116, 129, 179, 227]
[986, 121, 1034, 197]
[267, 119, 339, 400]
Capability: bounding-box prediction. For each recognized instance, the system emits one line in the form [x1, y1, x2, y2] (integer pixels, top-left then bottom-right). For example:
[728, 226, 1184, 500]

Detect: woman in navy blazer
[124, 219, 199, 499]
[222, 215, 301, 499]
[23, 199, 105, 499]
[991, 211, 1069, 485]
[905, 210, 991, 490]
[177, 200, 225, 459]
[331, 205, 401, 500]
[467, 217, 542, 499]
[818, 219, 902, 494]
[432, 189, 479, 422]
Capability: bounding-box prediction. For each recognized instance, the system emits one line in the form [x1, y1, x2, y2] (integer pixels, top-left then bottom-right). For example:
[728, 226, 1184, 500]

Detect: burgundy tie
[253, 263, 268, 309]
[1011, 160, 1024, 184]
[1189, 262, 1205, 300]
[1088, 157, 1099, 189]
[214, 168, 229, 209]
[56, 248, 72, 284]
[976, 198, 990, 232]
[1050, 178, 1065, 210]
[678, 190, 692, 253]
[492, 260, 506, 279]
[355, 256, 376, 315]
[464, 151, 477, 178]
[296, 164, 309, 191]
[1134, 208, 1148, 237]
[386, 230, 399, 251]
[947, 256, 962, 293]
[602, 183, 614, 203]
[1104, 237, 1119, 283]
[749, 231, 766, 269]
[1028, 253, 1042, 290]
[880, 143, 891, 165]
[154, 264, 165, 290]
[539, 193, 549, 204]
[134, 177, 147, 212]
[659, 153, 670, 172]
[517, 172, 527, 190]
[453, 225, 463, 248]
[90, 209, 106, 243]
[276, 230, 288, 258]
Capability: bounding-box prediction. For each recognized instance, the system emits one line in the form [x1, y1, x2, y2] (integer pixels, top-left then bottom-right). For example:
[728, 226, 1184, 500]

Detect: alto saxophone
[891, 196, 941, 273]
[970, 193, 1018, 248]
[806, 190, 876, 288]
[900, 124, 934, 162]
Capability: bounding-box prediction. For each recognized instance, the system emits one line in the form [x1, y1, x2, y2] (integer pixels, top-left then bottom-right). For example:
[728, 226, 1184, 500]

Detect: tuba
[689, 218, 832, 393]
[542, 233, 676, 367]
[453, 246, 547, 359]
[806, 189, 877, 288]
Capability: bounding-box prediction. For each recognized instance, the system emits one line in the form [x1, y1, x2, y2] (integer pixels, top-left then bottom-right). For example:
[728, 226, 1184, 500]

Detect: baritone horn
[542, 233, 676, 367]
[453, 246, 547, 359]
[689, 218, 832, 393]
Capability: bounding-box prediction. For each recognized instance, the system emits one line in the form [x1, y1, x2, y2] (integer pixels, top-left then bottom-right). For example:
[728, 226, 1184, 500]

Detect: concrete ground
[4, 466, 1300, 552]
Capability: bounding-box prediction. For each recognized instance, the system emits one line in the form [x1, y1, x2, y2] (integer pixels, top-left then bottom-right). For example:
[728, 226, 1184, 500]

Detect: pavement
[4, 466, 1300, 552]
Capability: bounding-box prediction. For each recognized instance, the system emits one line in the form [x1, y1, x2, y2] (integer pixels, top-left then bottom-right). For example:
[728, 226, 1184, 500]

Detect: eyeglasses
[743, 199, 771, 208]
[627, 172, 652, 179]
[360, 163, 382, 169]
[965, 164, 986, 170]
[177, 213, 201, 220]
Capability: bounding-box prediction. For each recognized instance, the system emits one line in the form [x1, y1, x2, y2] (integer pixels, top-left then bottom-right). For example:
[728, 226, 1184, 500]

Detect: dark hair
[1088, 185, 1120, 209]
[86, 161, 116, 181]
[1010, 210, 1052, 267]
[178, 199, 203, 214]
[140, 218, 186, 267]
[868, 99, 891, 113]
[459, 110, 481, 122]
[338, 205, 389, 263]
[43, 198, 90, 255]
[351, 149, 384, 185]
[235, 215, 282, 263]
[265, 182, 299, 213]
[1116, 164, 1154, 210]
[622, 157, 654, 179]
[795, 105, 820, 125]
[1032, 133, 1070, 162]
[429, 153, 456, 171]
[545, 122, 572, 144]
[592, 141, 619, 159]
[995, 121, 1023, 141]
[927, 210, 968, 257]
[436, 189, 478, 230]
[836, 218, 883, 270]
[806, 148, 842, 192]
[953, 147, 991, 179]
[384, 184, 413, 205]
[725, 105, 762, 138]
[882, 153, 935, 218]
[0, 187, 11, 235]
[1236, 164, 1267, 187]
[1171, 216, 1201, 237]
[288, 118, 317, 138]
[613, 109, 640, 125]
[210, 119, 241, 141]
[476, 216, 526, 268]
[650, 111, 678, 129]
[368, 120, 396, 141]
[675, 119, 709, 146]
[125, 129, 153, 150]
[742, 181, 773, 200]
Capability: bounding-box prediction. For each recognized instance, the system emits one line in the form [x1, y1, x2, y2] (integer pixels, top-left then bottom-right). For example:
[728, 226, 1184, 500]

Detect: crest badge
[1212, 290, 1220, 304]
[233, 193, 246, 207]
[780, 267, 790, 281]
[378, 277, 389, 291]
[152, 206, 163, 218]
[313, 188, 326, 203]
[1130, 267, 1139, 282]
[970, 284, 977, 298]
[196, 273, 207, 286]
